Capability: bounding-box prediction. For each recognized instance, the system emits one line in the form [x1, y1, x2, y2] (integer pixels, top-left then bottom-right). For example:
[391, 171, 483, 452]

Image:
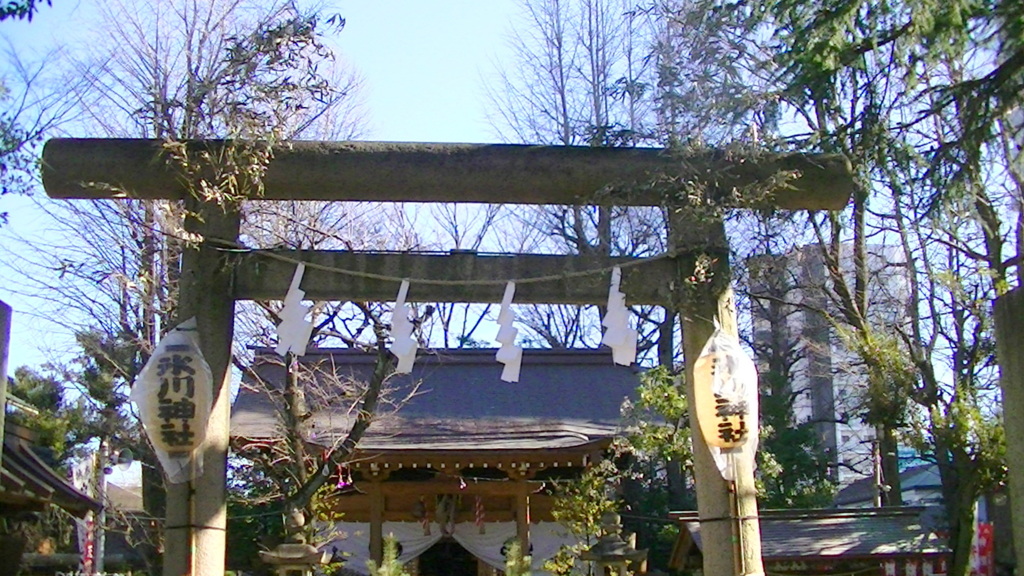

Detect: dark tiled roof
[1, 424, 101, 518]
[834, 464, 941, 507]
[231, 348, 639, 452]
[676, 508, 948, 561]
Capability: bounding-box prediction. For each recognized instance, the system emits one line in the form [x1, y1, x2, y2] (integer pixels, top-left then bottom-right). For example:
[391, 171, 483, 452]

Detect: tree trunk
[665, 459, 689, 510]
[995, 287, 1024, 572]
[946, 476, 978, 576]
[657, 313, 675, 368]
[878, 425, 903, 506]
[282, 352, 311, 541]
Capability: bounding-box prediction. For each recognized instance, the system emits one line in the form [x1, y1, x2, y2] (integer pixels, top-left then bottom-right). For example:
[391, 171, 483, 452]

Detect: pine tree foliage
[6, 367, 88, 467]
[543, 459, 618, 575]
[0, 0, 49, 21]
[1, 332, 144, 555]
[746, 0, 1016, 573]
[366, 537, 410, 576]
[504, 540, 533, 576]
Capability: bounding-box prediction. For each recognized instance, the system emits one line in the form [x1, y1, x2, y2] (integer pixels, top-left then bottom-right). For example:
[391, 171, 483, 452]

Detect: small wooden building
[1, 423, 99, 518]
[669, 507, 950, 576]
[1, 422, 101, 575]
[231, 348, 640, 576]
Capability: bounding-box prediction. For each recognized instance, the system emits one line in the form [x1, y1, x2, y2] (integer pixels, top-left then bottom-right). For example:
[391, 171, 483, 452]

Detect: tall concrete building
[748, 243, 909, 486]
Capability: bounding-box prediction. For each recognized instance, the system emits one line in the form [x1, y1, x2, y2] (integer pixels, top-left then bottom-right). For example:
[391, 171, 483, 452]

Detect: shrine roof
[833, 464, 941, 507]
[1, 423, 101, 518]
[670, 507, 949, 565]
[231, 348, 639, 453]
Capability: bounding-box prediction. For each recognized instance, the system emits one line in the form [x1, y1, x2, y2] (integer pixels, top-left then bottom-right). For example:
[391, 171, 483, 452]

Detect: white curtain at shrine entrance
[322, 521, 581, 575]
[451, 521, 517, 570]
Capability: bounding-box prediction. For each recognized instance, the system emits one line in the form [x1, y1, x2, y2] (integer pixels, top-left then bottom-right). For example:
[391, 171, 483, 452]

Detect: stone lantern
[259, 508, 332, 576]
[581, 512, 648, 576]
[259, 543, 331, 576]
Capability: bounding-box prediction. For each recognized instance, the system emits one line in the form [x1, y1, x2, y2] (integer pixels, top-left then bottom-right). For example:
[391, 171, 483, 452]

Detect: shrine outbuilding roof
[669, 507, 949, 570]
[1, 423, 101, 518]
[231, 348, 640, 455]
[834, 464, 942, 507]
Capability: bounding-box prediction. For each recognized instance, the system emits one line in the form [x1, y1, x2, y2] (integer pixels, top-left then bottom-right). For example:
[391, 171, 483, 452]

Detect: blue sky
[1, 0, 521, 368]
[335, 0, 517, 142]
[5, 0, 518, 142]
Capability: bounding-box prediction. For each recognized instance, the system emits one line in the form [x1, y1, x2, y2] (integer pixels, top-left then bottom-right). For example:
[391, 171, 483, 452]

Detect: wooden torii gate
[41, 139, 854, 576]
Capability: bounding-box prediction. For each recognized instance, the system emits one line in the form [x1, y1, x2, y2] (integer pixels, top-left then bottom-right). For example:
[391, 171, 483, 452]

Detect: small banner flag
[390, 280, 417, 373]
[601, 267, 637, 365]
[495, 281, 523, 382]
[275, 263, 314, 356]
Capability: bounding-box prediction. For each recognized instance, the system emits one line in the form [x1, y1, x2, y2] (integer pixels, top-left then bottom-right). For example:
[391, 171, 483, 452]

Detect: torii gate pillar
[163, 202, 240, 576]
[672, 214, 763, 576]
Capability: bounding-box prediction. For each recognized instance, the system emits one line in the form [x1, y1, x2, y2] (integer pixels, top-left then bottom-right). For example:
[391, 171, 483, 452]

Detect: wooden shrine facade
[232, 348, 639, 574]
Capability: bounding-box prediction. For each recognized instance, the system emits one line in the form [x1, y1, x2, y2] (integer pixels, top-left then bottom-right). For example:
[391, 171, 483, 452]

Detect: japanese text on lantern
[156, 344, 198, 453]
[714, 392, 749, 445]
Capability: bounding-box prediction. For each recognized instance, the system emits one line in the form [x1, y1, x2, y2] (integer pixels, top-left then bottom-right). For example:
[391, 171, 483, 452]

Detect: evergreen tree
[366, 537, 409, 576]
[5, 366, 88, 467]
[758, 371, 837, 508]
[505, 540, 533, 576]
[544, 460, 618, 575]
[0, 0, 50, 21]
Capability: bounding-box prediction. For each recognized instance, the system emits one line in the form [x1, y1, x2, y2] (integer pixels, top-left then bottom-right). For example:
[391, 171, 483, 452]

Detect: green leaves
[0, 79, 44, 224]
[504, 540, 533, 576]
[544, 459, 619, 575]
[7, 367, 89, 467]
[843, 328, 917, 427]
[623, 366, 692, 464]
[757, 371, 838, 508]
[0, 0, 50, 22]
[549, 459, 620, 539]
[366, 537, 411, 576]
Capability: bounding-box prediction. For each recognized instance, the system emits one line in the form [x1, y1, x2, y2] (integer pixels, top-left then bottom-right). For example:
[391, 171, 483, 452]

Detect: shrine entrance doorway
[417, 538, 480, 576]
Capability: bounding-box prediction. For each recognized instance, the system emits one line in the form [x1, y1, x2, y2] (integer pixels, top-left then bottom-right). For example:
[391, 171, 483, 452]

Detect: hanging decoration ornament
[693, 317, 759, 481]
[412, 496, 430, 535]
[474, 495, 486, 534]
[495, 281, 523, 382]
[600, 267, 637, 366]
[275, 263, 314, 357]
[335, 465, 353, 489]
[130, 318, 213, 483]
[436, 494, 458, 536]
[390, 280, 417, 373]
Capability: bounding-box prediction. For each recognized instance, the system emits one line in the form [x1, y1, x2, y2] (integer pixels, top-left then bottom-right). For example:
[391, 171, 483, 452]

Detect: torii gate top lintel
[42, 139, 854, 211]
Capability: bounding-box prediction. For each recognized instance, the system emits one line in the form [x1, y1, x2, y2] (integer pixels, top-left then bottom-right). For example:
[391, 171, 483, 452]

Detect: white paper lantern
[129, 318, 213, 483]
[693, 318, 759, 481]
